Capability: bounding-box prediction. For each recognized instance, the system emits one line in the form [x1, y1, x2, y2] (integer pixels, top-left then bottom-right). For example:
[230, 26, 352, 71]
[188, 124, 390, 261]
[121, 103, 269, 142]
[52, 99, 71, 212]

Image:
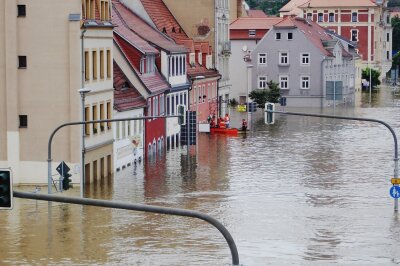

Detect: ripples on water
[2, 89, 400, 265]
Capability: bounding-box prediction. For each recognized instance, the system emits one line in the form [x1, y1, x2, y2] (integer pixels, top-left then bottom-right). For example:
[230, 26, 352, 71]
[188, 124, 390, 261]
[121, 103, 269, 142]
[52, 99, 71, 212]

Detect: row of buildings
[230, 0, 392, 107]
[0, 0, 393, 185]
[0, 0, 245, 185]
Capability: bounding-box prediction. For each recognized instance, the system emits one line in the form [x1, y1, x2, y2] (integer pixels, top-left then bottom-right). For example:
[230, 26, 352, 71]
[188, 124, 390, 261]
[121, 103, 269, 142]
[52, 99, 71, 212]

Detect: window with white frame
[258, 76, 267, 89]
[279, 52, 289, 65]
[287, 32, 293, 40]
[301, 76, 310, 89]
[258, 53, 267, 65]
[307, 13, 312, 20]
[351, 29, 358, 42]
[352, 12, 358, 22]
[169, 54, 186, 77]
[275, 32, 281, 40]
[249, 29, 256, 37]
[279, 75, 289, 89]
[160, 94, 164, 115]
[329, 13, 335, 22]
[318, 13, 323, 22]
[301, 53, 310, 65]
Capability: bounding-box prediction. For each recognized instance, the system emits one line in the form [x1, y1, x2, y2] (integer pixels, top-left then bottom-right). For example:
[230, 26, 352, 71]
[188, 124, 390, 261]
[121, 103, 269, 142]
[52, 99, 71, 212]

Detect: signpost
[390, 186, 400, 199]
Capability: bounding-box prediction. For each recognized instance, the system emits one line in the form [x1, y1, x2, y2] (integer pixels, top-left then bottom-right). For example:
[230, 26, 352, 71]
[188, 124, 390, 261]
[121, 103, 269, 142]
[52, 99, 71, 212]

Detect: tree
[392, 16, 400, 53]
[249, 81, 281, 108]
[362, 67, 381, 89]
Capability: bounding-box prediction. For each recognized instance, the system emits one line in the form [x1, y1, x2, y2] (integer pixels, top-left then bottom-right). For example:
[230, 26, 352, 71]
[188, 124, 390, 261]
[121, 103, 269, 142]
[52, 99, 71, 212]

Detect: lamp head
[78, 88, 91, 94]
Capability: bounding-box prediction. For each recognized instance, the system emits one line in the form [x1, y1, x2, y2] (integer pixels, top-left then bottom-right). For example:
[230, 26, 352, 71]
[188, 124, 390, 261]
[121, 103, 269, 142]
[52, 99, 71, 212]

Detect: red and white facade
[298, 0, 392, 76]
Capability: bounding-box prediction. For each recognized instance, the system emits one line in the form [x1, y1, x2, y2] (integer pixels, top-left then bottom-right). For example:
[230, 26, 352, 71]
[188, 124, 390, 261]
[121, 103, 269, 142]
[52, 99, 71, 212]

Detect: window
[275, 32, 281, 40]
[17, 5, 26, 17]
[352, 12, 358, 22]
[100, 0, 109, 21]
[100, 50, 104, 79]
[148, 99, 152, 117]
[19, 115, 27, 128]
[301, 53, 310, 65]
[258, 76, 267, 89]
[92, 105, 98, 134]
[351, 30, 358, 42]
[387, 51, 390, 60]
[85, 107, 90, 135]
[301, 76, 310, 89]
[90, 0, 95, 19]
[249, 29, 256, 37]
[279, 52, 289, 65]
[100, 103, 105, 131]
[329, 13, 334, 22]
[387, 15, 390, 25]
[92, 50, 97, 80]
[107, 50, 111, 78]
[169, 55, 186, 77]
[318, 13, 323, 22]
[307, 13, 312, 20]
[160, 94, 164, 115]
[258, 53, 267, 65]
[18, 56, 27, 68]
[85, 51, 89, 80]
[106, 101, 111, 129]
[387, 33, 390, 42]
[287, 32, 293, 40]
[279, 76, 289, 90]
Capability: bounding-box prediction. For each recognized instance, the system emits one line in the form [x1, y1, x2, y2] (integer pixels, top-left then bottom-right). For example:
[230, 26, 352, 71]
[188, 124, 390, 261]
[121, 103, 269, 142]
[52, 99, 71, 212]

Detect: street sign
[390, 186, 400, 199]
[56, 161, 70, 177]
[391, 178, 400, 185]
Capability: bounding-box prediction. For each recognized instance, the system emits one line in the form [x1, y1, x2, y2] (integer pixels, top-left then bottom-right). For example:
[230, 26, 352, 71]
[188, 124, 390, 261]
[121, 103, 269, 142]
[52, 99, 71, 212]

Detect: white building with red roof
[250, 16, 357, 107]
[229, 16, 283, 106]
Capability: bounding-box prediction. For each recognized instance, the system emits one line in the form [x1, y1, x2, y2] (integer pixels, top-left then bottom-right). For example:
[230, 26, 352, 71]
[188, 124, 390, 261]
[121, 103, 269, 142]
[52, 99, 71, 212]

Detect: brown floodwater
[2, 87, 400, 265]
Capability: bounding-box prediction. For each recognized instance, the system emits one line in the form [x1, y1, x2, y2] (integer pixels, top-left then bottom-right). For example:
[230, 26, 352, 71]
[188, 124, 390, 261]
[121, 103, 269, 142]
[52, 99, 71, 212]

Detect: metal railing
[13, 191, 240, 265]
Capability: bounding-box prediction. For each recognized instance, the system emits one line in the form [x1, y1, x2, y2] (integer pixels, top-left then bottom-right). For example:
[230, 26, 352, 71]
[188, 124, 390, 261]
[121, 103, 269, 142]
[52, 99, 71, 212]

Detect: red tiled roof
[136, 0, 219, 81]
[114, 33, 169, 95]
[187, 63, 220, 80]
[112, 4, 158, 54]
[140, 0, 188, 40]
[298, 0, 376, 8]
[230, 17, 283, 30]
[247, 10, 268, 18]
[112, 0, 187, 53]
[114, 63, 147, 111]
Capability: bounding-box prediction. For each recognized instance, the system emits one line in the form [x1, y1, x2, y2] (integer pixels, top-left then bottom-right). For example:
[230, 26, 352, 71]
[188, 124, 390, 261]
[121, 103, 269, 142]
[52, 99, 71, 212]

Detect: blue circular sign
[390, 186, 400, 199]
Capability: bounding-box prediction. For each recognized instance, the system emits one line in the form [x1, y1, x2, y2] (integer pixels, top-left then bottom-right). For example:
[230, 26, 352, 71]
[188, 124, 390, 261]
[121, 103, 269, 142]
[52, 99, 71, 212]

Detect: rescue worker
[224, 113, 230, 128]
[241, 119, 248, 131]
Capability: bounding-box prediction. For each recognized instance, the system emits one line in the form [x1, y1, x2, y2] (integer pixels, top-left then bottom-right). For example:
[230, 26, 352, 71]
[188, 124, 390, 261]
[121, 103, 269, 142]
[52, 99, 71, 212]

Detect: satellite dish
[242, 45, 248, 52]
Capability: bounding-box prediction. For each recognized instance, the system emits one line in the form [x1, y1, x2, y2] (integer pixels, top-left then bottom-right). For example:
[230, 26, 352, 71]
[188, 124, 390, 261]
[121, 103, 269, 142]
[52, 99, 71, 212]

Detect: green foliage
[393, 52, 400, 68]
[247, 0, 289, 16]
[362, 67, 381, 88]
[249, 81, 281, 108]
[392, 16, 400, 52]
[229, 98, 238, 106]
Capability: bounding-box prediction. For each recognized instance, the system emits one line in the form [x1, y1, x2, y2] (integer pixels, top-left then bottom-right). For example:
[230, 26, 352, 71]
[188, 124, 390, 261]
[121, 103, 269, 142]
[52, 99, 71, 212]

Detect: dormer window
[198, 52, 203, 65]
[249, 30, 256, 37]
[141, 54, 156, 74]
[169, 54, 186, 77]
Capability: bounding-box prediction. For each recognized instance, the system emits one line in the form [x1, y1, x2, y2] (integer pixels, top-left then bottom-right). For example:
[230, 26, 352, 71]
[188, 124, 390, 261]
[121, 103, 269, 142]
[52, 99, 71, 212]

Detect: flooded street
[2, 87, 400, 265]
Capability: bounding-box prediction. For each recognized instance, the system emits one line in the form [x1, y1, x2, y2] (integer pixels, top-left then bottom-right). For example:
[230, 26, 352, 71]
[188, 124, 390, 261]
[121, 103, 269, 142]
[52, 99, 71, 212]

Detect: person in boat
[241, 119, 248, 131]
[224, 113, 230, 128]
[209, 115, 216, 128]
[218, 117, 226, 129]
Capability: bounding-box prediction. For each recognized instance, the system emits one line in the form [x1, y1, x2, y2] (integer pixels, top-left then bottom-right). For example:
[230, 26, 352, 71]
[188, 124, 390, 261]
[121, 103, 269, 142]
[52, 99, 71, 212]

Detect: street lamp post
[246, 65, 253, 130]
[78, 88, 91, 198]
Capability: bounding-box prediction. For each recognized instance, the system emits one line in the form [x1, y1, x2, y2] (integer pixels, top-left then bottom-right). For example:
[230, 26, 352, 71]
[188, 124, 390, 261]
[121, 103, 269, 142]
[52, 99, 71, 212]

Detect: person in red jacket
[224, 113, 230, 128]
